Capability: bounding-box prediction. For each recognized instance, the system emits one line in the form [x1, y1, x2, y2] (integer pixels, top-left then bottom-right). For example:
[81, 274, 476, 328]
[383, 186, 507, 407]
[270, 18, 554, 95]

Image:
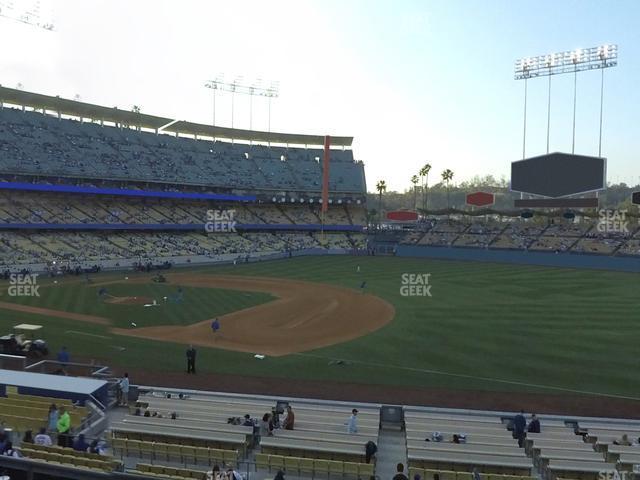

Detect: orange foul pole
[322, 135, 331, 213]
[321, 135, 330, 239]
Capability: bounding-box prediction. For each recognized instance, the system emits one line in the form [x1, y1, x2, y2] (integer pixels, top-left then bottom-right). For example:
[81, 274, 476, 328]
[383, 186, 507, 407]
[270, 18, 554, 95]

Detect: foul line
[292, 352, 640, 402]
[65, 330, 112, 340]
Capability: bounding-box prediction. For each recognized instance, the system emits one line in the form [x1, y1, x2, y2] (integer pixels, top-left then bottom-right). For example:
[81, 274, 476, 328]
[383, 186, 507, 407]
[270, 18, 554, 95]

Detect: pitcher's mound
[105, 296, 153, 305]
[113, 274, 395, 356]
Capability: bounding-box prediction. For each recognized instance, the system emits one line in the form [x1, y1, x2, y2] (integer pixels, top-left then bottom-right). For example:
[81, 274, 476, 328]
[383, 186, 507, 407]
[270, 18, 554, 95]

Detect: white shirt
[120, 377, 130, 393]
[34, 434, 52, 446]
[347, 414, 358, 433]
[3, 449, 20, 458]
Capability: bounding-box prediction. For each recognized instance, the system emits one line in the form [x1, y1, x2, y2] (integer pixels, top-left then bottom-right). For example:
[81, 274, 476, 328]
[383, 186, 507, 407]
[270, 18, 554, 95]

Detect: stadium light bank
[204, 76, 280, 134]
[514, 44, 618, 159]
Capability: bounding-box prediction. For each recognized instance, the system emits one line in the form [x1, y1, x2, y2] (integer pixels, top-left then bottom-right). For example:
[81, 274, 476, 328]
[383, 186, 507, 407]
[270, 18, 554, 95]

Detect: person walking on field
[211, 318, 220, 336]
[186, 345, 197, 374]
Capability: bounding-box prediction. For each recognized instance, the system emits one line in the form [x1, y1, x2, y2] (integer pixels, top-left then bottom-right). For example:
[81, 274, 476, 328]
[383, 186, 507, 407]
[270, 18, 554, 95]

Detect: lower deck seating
[111, 437, 238, 467]
[20, 446, 121, 472]
[137, 463, 207, 479]
[254, 453, 374, 478]
[409, 468, 536, 480]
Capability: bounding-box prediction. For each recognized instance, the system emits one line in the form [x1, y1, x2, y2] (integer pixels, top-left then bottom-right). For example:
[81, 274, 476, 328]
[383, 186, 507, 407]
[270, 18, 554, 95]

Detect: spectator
[346, 409, 358, 434]
[513, 410, 527, 448]
[206, 465, 221, 480]
[57, 406, 71, 447]
[472, 468, 482, 480]
[119, 373, 130, 406]
[527, 414, 541, 433]
[260, 413, 274, 437]
[242, 414, 254, 427]
[2, 442, 20, 458]
[613, 434, 632, 446]
[186, 345, 196, 374]
[47, 404, 58, 433]
[73, 433, 89, 452]
[282, 406, 295, 430]
[88, 439, 107, 455]
[34, 428, 52, 446]
[365, 440, 377, 464]
[226, 465, 243, 480]
[393, 463, 409, 480]
[22, 430, 34, 444]
[0, 433, 6, 454]
[274, 470, 285, 480]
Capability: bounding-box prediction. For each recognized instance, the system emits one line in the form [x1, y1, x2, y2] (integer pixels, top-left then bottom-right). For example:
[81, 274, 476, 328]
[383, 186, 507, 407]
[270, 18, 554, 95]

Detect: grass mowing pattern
[0, 256, 637, 397]
[1, 281, 274, 328]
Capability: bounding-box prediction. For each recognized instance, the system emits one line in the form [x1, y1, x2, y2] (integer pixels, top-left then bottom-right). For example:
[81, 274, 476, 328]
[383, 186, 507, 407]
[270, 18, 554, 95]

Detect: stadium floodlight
[514, 45, 618, 79]
[0, 0, 55, 30]
[204, 76, 280, 132]
[515, 44, 618, 160]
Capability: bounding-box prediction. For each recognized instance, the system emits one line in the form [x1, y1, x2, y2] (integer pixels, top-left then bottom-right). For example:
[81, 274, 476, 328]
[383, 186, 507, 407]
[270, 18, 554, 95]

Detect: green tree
[376, 180, 387, 229]
[411, 175, 420, 210]
[419, 163, 432, 211]
[441, 169, 454, 210]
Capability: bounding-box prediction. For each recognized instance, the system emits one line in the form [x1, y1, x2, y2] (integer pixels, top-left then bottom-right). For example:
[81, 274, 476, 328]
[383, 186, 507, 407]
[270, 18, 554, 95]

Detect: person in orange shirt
[282, 406, 295, 430]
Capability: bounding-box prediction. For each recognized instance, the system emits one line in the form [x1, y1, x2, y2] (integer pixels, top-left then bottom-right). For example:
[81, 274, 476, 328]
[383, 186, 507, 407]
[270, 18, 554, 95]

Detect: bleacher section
[405, 410, 532, 475]
[0, 191, 364, 227]
[4, 385, 640, 480]
[0, 107, 365, 192]
[0, 187, 367, 271]
[20, 443, 122, 473]
[0, 231, 366, 269]
[400, 218, 640, 257]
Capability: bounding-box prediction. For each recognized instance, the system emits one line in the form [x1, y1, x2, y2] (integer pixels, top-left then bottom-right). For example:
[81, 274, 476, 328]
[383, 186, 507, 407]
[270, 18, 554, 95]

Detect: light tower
[204, 77, 280, 132]
[515, 44, 618, 159]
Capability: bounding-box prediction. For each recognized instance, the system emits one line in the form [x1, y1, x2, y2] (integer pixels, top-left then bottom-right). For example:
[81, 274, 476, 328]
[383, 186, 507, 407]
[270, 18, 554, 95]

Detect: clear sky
[1, 0, 638, 192]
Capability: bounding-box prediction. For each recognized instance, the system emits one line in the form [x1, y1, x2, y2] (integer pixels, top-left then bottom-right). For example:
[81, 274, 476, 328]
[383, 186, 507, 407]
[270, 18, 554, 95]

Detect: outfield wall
[6, 248, 358, 274]
[396, 245, 640, 273]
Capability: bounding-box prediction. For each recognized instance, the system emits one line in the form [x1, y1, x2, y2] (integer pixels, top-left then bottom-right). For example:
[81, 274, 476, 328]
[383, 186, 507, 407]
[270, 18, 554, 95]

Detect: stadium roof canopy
[0, 86, 353, 147]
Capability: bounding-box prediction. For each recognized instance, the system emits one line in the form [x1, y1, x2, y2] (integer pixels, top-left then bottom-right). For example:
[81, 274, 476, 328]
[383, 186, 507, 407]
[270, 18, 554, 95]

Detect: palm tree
[410, 175, 419, 209]
[441, 169, 454, 210]
[375, 180, 387, 229]
[419, 164, 432, 212]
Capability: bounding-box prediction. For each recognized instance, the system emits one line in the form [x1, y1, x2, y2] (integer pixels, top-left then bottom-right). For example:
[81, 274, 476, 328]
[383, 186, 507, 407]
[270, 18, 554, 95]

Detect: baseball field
[0, 255, 638, 413]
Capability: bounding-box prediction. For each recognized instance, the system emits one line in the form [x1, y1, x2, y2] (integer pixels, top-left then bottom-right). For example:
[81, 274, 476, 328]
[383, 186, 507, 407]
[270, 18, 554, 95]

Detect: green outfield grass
[0, 256, 638, 398]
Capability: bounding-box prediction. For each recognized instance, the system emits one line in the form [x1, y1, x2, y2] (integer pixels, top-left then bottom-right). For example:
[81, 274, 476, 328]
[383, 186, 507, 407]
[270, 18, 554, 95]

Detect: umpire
[186, 345, 197, 374]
